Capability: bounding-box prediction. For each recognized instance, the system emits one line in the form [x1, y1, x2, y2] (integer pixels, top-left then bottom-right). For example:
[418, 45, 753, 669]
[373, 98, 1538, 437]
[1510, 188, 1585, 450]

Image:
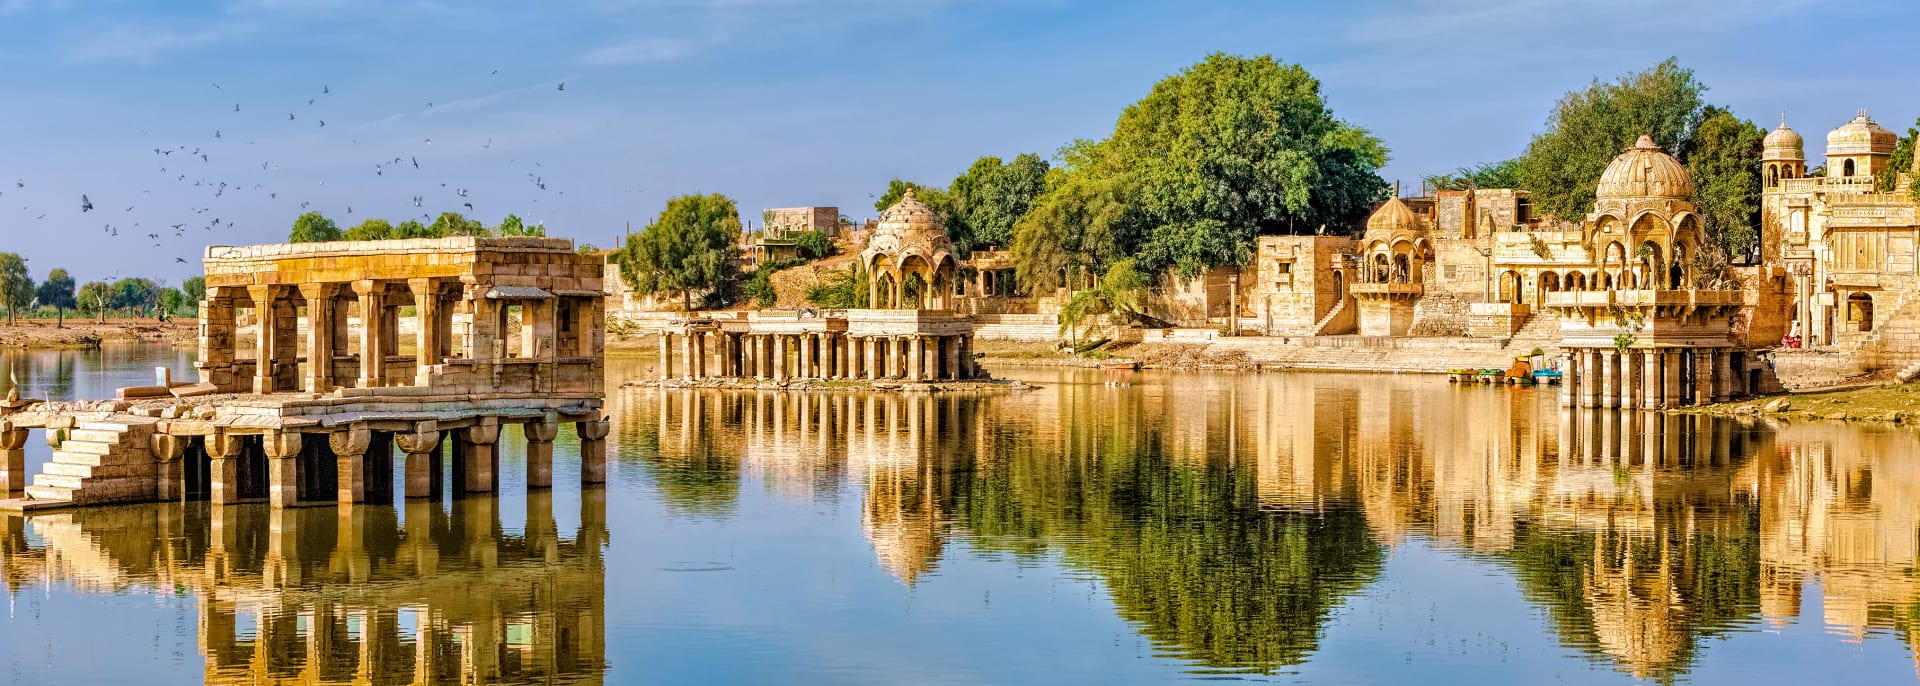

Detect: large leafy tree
[394, 219, 431, 239]
[36, 267, 76, 327]
[77, 281, 112, 323]
[428, 211, 487, 237]
[617, 193, 743, 311]
[1012, 146, 1139, 294]
[0, 253, 32, 326]
[497, 213, 545, 237]
[947, 153, 1050, 254]
[1514, 58, 1708, 221]
[344, 218, 394, 240]
[873, 179, 952, 214]
[157, 288, 186, 319]
[109, 277, 157, 318]
[180, 276, 205, 317]
[1686, 107, 1764, 258]
[1880, 117, 1920, 200]
[1423, 159, 1521, 192]
[288, 211, 342, 243]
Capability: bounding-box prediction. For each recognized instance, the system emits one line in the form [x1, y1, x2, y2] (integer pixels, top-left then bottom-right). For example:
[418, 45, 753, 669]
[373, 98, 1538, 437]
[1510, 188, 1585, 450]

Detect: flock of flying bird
[10, 74, 577, 270]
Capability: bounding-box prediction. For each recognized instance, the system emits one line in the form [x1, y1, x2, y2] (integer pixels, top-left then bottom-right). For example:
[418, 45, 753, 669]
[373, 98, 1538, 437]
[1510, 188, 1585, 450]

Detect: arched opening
[1498, 270, 1520, 304]
[1392, 254, 1411, 284]
[1332, 270, 1345, 297]
[1539, 271, 1561, 295]
[1848, 292, 1874, 332]
[1637, 241, 1664, 291]
[1843, 158, 1856, 177]
[1669, 242, 1689, 289]
[1371, 253, 1390, 283]
[1567, 271, 1586, 291]
[1767, 164, 1778, 188]
[872, 271, 898, 308]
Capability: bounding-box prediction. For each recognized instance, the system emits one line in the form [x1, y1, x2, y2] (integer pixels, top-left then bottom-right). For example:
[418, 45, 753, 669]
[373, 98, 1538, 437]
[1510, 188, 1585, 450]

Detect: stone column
[1664, 351, 1684, 408]
[249, 285, 280, 394]
[330, 426, 372, 504]
[263, 431, 303, 509]
[524, 415, 559, 489]
[0, 421, 27, 497]
[823, 333, 838, 379]
[395, 423, 440, 499]
[198, 288, 239, 391]
[658, 331, 674, 380]
[408, 278, 441, 387]
[1559, 352, 1578, 408]
[758, 335, 774, 378]
[944, 336, 961, 380]
[150, 433, 186, 502]
[862, 337, 877, 380]
[1643, 351, 1663, 409]
[352, 281, 384, 388]
[578, 415, 610, 484]
[1694, 350, 1716, 406]
[1599, 349, 1617, 409]
[797, 333, 813, 379]
[960, 336, 974, 379]
[908, 336, 925, 381]
[1622, 351, 1641, 409]
[772, 334, 788, 381]
[299, 283, 337, 393]
[1587, 349, 1606, 408]
[462, 419, 500, 493]
[206, 432, 242, 504]
[680, 329, 696, 379]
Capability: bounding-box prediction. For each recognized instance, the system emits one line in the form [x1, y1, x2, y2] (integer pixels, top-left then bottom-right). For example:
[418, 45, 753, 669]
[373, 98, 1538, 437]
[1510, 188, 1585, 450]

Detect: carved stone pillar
[1643, 351, 1663, 409]
[1695, 350, 1716, 406]
[1714, 348, 1735, 401]
[1599, 349, 1617, 409]
[658, 331, 674, 380]
[352, 281, 385, 388]
[206, 431, 243, 505]
[249, 285, 280, 394]
[263, 431, 303, 509]
[578, 415, 610, 484]
[0, 421, 27, 497]
[1664, 351, 1684, 408]
[330, 425, 372, 504]
[408, 278, 441, 387]
[798, 333, 814, 379]
[462, 418, 499, 493]
[395, 423, 440, 499]
[524, 415, 559, 489]
[149, 433, 186, 501]
[908, 336, 925, 381]
[299, 283, 338, 393]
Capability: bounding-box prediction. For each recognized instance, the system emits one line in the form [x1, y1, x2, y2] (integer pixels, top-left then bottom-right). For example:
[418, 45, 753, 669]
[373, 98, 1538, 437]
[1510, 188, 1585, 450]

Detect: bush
[804, 266, 868, 309]
[740, 258, 803, 308]
[794, 230, 835, 260]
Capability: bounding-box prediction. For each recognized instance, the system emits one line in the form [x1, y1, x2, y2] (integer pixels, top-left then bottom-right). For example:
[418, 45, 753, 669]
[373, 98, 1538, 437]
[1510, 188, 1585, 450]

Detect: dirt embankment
[1683, 383, 1920, 425]
[0, 318, 196, 349]
[974, 340, 1258, 371]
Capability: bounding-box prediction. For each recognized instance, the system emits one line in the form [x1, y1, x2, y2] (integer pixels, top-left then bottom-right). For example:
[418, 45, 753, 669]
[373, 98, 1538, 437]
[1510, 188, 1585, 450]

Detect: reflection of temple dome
[862, 188, 955, 265]
[1364, 196, 1424, 236]
[1762, 120, 1804, 161]
[1826, 110, 1897, 157]
[1596, 135, 1693, 200]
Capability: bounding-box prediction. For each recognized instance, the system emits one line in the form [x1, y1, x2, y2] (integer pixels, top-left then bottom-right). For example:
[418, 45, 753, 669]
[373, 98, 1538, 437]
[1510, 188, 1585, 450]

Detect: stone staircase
[1310, 297, 1353, 335]
[1505, 309, 1564, 352]
[26, 417, 160, 505]
[1864, 294, 1920, 369]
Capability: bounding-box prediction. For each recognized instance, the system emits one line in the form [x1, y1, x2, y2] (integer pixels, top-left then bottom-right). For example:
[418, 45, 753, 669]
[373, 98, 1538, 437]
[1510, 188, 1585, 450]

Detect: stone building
[751, 206, 840, 264]
[654, 190, 980, 384]
[0, 236, 611, 508]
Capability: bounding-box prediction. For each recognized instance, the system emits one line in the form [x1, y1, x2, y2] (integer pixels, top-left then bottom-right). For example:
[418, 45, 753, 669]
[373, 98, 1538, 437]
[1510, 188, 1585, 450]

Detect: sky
[2, 0, 1917, 286]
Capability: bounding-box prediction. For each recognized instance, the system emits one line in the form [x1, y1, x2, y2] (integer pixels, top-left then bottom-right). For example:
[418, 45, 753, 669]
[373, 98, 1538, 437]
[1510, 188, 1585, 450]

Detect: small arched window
[1767, 164, 1778, 188]
[1843, 158, 1856, 177]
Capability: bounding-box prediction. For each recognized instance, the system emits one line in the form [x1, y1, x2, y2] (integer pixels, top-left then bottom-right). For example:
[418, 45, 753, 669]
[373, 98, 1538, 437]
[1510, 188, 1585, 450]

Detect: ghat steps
[25, 417, 159, 505]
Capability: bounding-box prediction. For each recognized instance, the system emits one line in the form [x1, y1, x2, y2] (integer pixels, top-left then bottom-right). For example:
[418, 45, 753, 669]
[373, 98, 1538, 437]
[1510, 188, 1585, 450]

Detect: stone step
[74, 421, 141, 433]
[67, 429, 132, 443]
[41, 462, 155, 480]
[52, 441, 116, 456]
[32, 473, 86, 490]
[25, 485, 76, 502]
[49, 449, 143, 466]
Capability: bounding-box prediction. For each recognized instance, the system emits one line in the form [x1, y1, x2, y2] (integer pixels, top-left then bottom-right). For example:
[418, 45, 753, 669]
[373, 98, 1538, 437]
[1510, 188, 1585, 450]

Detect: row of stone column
[660, 331, 976, 382]
[1559, 347, 1742, 409]
[149, 414, 611, 508]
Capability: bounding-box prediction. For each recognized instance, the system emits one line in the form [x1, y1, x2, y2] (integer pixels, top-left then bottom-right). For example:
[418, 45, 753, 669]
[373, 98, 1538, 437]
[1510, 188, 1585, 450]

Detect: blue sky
[2, 0, 1916, 285]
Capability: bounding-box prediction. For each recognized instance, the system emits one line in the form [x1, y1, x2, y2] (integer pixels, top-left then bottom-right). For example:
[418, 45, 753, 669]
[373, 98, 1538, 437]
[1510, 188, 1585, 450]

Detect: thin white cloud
[581, 37, 698, 65]
[67, 20, 258, 64]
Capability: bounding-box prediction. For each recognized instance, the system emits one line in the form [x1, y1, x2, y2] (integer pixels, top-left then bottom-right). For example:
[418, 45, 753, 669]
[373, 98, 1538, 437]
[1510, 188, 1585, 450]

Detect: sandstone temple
[0, 236, 611, 509]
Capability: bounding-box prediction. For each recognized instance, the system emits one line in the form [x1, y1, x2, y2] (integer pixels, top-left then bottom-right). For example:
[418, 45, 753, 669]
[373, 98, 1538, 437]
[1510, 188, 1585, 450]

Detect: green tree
[1514, 58, 1708, 221]
[109, 277, 157, 318]
[617, 193, 744, 311]
[1687, 107, 1765, 258]
[793, 230, 834, 260]
[288, 211, 342, 243]
[394, 219, 431, 239]
[948, 153, 1051, 254]
[344, 218, 394, 240]
[0, 253, 32, 326]
[874, 179, 950, 213]
[804, 265, 869, 308]
[181, 276, 205, 304]
[495, 213, 546, 237]
[77, 281, 112, 323]
[428, 211, 487, 237]
[1423, 159, 1522, 192]
[1058, 258, 1149, 342]
[158, 287, 186, 319]
[1880, 117, 1920, 199]
[1012, 146, 1138, 295]
[35, 267, 76, 327]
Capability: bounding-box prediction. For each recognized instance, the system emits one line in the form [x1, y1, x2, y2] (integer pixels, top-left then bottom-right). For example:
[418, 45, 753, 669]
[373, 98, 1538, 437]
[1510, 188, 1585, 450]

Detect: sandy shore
[0, 318, 197, 349]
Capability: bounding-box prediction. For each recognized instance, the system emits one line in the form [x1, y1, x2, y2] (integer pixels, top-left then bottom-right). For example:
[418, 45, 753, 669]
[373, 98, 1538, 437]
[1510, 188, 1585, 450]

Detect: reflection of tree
[633, 389, 741, 518]
[957, 434, 1384, 674]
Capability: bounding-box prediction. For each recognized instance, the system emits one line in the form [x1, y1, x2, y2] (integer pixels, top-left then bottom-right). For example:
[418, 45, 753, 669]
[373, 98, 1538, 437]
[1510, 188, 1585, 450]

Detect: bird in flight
[234, 103, 240, 112]
[289, 113, 296, 120]
[211, 82, 223, 91]
[322, 85, 329, 94]
[318, 120, 326, 127]
[411, 156, 419, 169]
[175, 257, 188, 264]
[557, 82, 565, 91]
[81, 194, 93, 212]
[490, 69, 498, 76]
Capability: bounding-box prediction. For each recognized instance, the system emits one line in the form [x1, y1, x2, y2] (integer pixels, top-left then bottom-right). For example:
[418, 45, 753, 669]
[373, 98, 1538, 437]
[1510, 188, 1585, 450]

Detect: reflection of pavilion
[1, 492, 607, 684]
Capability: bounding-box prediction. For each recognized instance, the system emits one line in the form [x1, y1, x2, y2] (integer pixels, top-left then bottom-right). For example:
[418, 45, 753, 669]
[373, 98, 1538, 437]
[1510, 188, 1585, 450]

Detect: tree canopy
[288, 211, 342, 243]
[947, 153, 1051, 254]
[1423, 159, 1521, 192]
[1686, 106, 1765, 258]
[616, 193, 743, 310]
[109, 277, 157, 317]
[77, 281, 112, 322]
[36, 267, 76, 326]
[1012, 53, 1388, 283]
[1514, 58, 1708, 221]
[0, 253, 32, 325]
[428, 211, 487, 237]
[344, 218, 394, 240]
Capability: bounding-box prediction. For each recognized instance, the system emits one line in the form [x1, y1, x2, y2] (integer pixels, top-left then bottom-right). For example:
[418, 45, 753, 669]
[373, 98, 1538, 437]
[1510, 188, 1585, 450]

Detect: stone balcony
[1349, 282, 1424, 300]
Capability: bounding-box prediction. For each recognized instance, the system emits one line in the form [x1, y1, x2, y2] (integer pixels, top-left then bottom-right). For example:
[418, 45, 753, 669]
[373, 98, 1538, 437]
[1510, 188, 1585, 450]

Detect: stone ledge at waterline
[1673, 383, 1920, 426]
[621, 377, 1038, 393]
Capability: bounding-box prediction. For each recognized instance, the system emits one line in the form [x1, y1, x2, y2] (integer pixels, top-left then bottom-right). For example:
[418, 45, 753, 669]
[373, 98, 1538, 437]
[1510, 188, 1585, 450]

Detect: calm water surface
[3, 344, 1920, 684]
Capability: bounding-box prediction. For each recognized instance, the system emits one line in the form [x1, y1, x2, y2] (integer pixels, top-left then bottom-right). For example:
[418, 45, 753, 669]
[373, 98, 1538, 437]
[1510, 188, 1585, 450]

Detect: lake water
[3, 344, 1920, 684]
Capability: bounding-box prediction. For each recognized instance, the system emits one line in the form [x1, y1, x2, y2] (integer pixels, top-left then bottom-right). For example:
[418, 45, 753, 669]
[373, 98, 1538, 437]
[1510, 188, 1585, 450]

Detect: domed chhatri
[1596, 135, 1693, 200]
[1763, 117, 1804, 161]
[1365, 195, 1425, 237]
[863, 188, 960, 310]
[1826, 109, 1897, 157]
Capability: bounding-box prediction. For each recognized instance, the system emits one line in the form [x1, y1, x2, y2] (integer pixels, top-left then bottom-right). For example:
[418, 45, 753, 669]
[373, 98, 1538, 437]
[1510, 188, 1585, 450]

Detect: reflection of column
[524, 415, 558, 489]
[462, 419, 499, 493]
[396, 424, 440, 499]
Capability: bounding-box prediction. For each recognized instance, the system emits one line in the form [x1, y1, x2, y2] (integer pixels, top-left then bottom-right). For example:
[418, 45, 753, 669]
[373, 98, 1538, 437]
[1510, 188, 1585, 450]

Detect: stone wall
[1409, 292, 1471, 337]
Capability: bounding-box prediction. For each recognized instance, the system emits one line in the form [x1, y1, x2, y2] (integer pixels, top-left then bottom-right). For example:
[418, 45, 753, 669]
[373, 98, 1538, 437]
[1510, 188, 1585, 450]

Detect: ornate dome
[1364, 195, 1423, 237]
[1596, 135, 1693, 200]
[862, 188, 955, 266]
[1826, 110, 1897, 157]
[1762, 117, 1804, 161]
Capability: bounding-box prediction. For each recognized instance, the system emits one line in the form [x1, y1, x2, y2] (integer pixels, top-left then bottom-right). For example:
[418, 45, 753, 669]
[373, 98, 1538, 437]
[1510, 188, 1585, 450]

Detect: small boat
[1475, 369, 1506, 384]
[1100, 358, 1140, 371]
[1531, 369, 1563, 385]
[1446, 368, 1476, 383]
